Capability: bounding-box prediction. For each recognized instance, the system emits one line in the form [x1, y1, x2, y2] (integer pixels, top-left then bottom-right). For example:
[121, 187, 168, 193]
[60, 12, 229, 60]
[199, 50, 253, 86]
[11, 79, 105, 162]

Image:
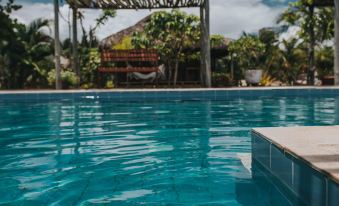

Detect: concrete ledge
[252, 126, 339, 206]
[0, 87, 339, 102]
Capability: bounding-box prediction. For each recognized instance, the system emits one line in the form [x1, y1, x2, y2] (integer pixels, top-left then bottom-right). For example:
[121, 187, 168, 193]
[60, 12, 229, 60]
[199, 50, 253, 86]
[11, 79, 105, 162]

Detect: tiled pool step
[0, 87, 339, 101]
[252, 126, 339, 206]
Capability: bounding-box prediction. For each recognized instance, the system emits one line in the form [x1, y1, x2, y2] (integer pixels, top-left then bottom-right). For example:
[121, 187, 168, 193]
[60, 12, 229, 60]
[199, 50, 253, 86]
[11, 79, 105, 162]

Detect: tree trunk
[167, 61, 172, 86]
[72, 7, 80, 87]
[200, 0, 211, 88]
[335, 0, 339, 85]
[307, 5, 315, 86]
[173, 59, 179, 87]
[54, 0, 62, 89]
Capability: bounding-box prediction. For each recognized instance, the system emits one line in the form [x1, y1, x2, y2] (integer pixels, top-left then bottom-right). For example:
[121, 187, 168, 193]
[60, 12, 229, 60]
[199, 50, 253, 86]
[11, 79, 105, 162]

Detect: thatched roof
[99, 14, 151, 49]
[100, 13, 231, 55]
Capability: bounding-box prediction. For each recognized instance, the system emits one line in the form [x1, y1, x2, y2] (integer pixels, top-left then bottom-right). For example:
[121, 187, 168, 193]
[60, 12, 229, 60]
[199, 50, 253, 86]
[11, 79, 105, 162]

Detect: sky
[10, 0, 295, 40]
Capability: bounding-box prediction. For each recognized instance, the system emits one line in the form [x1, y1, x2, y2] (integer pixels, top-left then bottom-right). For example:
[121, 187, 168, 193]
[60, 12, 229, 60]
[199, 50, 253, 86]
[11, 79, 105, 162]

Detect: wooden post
[335, 0, 339, 85]
[72, 7, 80, 86]
[200, 0, 211, 88]
[200, 6, 206, 86]
[54, 0, 62, 89]
[307, 5, 315, 85]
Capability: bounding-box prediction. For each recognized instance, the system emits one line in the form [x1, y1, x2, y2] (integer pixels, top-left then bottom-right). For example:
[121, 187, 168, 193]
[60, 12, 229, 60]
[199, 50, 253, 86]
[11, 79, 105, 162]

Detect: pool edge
[252, 126, 339, 206]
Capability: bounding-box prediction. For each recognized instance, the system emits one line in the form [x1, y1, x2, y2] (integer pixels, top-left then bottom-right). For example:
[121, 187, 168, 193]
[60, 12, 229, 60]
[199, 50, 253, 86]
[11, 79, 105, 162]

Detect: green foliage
[0, 0, 23, 88]
[0, 1, 53, 89]
[211, 72, 232, 87]
[105, 80, 115, 89]
[276, 0, 334, 84]
[75, 8, 117, 88]
[260, 71, 277, 86]
[48, 69, 79, 89]
[228, 33, 266, 72]
[80, 48, 100, 87]
[278, 0, 334, 45]
[0, 0, 335, 89]
[132, 10, 200, 85]
[227, 29, 311, 85]
[0, 0, 22, 49]
[211, 35, 225, 48]
[316, 46, 334, 78]
[78, 9, 116, 48]
[257, 28, 293, 83]
[113, 36, 134, 50]
[278, 38, 307, 84]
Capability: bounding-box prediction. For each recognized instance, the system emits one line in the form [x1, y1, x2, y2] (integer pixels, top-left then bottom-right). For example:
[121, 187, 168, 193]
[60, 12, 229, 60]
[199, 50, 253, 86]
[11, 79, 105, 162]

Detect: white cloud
[210, 0, 284, 38]
[11, 0, 285, 41]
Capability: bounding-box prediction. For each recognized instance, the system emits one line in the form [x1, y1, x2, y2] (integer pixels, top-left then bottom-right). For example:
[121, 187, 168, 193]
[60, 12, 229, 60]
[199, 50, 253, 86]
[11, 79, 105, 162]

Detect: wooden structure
[65, 0, 212, 87]
[334, 0, 339, 86]
[98, 49, 159, 73]
[310, 0, 339, 86]
[313, 0, 333, 7]
[68, 0, 205, 9]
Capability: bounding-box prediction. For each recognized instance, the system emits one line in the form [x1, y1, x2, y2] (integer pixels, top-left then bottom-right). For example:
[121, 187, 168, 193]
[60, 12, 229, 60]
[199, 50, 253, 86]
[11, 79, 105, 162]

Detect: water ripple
[0, 97, 339, 205]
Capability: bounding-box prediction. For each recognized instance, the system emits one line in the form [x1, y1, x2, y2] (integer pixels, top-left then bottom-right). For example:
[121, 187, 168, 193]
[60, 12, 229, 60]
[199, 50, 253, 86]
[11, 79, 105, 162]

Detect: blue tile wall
[252, 132, 338, 206]
[252, 133, 271, 169]
[292, 156, 326, 206]
[270, 145, 293, 189]
[329, 180, 339, 206]
[1, 88, 339, 102]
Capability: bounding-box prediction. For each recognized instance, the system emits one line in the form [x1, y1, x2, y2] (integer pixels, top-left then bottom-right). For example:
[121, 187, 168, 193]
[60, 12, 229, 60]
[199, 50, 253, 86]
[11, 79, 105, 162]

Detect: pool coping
[252, 126, 339, 185]
[1, 86, 339, 101]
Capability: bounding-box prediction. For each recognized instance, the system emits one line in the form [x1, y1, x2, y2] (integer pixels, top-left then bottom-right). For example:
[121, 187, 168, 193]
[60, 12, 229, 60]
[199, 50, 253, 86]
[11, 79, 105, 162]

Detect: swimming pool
[1, 91, 339, 205]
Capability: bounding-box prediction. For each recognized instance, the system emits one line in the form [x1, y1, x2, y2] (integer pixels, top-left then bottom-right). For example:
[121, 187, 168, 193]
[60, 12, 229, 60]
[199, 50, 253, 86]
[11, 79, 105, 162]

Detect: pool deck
[253, 126, 339, 184]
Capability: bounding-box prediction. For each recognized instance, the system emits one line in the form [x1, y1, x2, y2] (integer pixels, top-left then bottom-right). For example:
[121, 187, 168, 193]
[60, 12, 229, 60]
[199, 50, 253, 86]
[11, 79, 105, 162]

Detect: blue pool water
[1, 97, 339, 205]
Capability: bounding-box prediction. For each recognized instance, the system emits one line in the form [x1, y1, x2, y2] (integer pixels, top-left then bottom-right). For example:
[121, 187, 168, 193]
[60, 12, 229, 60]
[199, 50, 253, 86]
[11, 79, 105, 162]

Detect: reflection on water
[0, 97, 339, 205]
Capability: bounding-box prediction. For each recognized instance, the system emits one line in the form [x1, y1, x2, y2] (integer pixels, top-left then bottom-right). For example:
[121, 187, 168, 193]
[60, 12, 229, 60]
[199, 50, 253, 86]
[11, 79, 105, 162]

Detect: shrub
[105, 80, 115, 89]
[212, 72, 232, 87]
[81, 48, 100, 87]
[47, 69, 79, 89]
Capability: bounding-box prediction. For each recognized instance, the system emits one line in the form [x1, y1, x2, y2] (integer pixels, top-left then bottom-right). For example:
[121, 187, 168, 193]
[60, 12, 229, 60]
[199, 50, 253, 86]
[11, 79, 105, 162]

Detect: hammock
[128, 72, 157, 81]
[127, 64, 166, 82]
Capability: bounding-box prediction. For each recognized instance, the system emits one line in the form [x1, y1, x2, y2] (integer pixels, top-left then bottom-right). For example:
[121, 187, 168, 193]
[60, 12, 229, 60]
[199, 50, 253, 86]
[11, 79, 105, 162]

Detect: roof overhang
[312, 0, 333, 7]
[67, 0, 206, 9]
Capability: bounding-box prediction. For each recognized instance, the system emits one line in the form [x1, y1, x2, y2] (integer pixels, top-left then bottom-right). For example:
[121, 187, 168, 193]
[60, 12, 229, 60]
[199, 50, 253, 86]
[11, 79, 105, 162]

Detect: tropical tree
[316, 46, 334, 79]
[211, 34, 226, 48]
[278, 38, 308, 84]
[278, 0, 334, 84]
[77, 9, 116, 88]
[17, 18, 54, 87]
[258, 28, 281, 75]
[1, 0, 54, 89]
[78, 9, 116, 48]
[132, 10, 200, 86]
[227, 33, 265, 76]
[0, 0, 22, 88]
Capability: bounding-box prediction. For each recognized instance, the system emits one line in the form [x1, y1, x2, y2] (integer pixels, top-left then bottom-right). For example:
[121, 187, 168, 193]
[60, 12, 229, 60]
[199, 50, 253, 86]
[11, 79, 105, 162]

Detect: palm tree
[279, 38, 307, 85]
[19, 19, 54, 87]
[278, 0, 334, 85]
[4, 18, 54, 88]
